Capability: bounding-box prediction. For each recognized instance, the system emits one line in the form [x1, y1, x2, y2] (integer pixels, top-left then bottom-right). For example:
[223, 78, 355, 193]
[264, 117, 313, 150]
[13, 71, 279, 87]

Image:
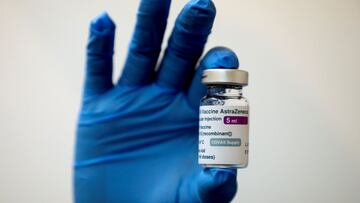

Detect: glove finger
[156, 0, 216, 90]
[119, 0, 172, 86]
[84, 12, 115, 99]
[195, 168, 237, 203]
[187, 47, 239, 110]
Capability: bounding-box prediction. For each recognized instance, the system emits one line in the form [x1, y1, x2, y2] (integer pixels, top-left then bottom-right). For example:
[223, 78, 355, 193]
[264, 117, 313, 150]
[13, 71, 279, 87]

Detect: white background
[1, 0, 360, 202]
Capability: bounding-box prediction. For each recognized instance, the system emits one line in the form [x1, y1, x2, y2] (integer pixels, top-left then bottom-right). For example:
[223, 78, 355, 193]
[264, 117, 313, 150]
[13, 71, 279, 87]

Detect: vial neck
[207, 85, 243, 97]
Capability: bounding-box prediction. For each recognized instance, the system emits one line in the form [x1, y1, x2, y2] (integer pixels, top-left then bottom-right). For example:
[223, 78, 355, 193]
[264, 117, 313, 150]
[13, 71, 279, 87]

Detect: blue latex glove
[74, 0, 240, 202]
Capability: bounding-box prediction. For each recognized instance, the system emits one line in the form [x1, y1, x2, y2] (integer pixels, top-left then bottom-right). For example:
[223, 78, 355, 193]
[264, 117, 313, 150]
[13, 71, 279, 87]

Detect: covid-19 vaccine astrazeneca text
[199, 69, 249, 168]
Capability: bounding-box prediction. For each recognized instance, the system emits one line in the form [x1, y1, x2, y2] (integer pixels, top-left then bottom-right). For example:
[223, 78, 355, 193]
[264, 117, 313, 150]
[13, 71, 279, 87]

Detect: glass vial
[199, 69, 249, 168]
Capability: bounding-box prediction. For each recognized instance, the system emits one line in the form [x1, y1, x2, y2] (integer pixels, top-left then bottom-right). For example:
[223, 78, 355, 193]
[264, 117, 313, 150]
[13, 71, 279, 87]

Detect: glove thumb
[195, 168, 238, 203]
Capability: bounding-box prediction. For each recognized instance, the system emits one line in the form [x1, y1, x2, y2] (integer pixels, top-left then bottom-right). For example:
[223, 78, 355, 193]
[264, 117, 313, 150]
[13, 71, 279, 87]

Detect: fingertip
[84, 12, 115, 98]
[185, 0, 216, 16]
[90, 11, 115, 35]
[178, 0, 216, 35]
[87, 12, 116, 56]
[200, 46, 240, 69]
[138, 0, 172, 14]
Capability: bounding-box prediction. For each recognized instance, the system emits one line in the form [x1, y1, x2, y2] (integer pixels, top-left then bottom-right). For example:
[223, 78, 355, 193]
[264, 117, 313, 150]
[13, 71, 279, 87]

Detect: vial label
[199, 105, 249, 166]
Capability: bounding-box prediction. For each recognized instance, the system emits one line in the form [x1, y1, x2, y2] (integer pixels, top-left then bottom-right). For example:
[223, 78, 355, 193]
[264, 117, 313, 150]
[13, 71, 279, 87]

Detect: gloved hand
[74, 0, 240, 202]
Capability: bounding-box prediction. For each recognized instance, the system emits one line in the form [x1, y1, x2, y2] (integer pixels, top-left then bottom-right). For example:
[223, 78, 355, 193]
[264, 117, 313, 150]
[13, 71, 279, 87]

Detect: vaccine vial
[199, 69, 249, 168]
